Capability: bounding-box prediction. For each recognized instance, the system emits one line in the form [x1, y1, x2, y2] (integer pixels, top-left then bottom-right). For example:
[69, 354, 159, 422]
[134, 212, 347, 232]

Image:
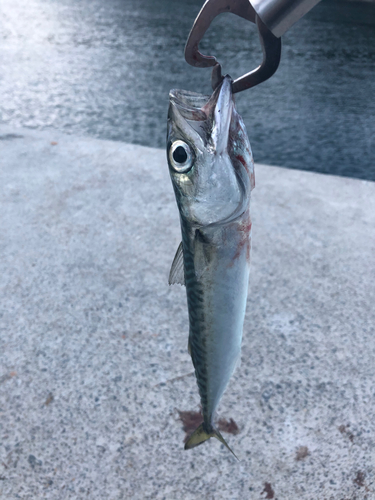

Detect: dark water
[1, 0, 374, 180]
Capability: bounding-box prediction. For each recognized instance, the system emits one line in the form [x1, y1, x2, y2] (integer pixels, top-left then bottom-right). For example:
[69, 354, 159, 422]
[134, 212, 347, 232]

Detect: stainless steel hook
[184, 0, 322, 93]
[184, 0, 281, 93]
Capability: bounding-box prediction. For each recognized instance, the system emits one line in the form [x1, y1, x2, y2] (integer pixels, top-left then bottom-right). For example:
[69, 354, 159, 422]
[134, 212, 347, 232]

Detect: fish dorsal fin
[168, 242, 185, 286]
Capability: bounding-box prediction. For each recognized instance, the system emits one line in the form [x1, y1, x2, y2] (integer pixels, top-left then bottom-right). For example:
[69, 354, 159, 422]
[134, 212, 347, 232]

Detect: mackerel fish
[167, 76, 255, 457]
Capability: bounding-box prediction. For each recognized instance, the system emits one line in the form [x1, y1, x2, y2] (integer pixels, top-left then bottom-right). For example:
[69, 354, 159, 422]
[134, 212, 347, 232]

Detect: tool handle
[250, 0, 321, 37]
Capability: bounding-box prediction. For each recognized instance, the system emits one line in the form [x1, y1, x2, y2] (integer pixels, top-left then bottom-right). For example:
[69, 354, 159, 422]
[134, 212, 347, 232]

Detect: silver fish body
[167, 77, 255, 455]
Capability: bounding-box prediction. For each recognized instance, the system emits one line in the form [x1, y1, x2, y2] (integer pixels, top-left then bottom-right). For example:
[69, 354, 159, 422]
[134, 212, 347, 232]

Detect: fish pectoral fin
[168, 242, 185, 286]
[184, 424, 238, 460]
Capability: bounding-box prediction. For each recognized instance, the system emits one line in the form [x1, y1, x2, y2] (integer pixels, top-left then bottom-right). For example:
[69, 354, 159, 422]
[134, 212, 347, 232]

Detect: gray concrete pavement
[0, 125, 374, 499]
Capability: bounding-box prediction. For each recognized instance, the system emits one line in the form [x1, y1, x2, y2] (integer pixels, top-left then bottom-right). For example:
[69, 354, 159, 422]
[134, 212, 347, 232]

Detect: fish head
[167, 76, 254, 227]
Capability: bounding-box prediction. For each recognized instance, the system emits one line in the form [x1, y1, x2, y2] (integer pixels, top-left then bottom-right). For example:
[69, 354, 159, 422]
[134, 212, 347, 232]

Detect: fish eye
[169, 140, 193, 173]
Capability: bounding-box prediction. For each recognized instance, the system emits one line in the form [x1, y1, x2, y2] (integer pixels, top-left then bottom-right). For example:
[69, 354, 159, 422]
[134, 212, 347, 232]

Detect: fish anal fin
[184, 423, 238, 460]
[168, 242, 185, 286]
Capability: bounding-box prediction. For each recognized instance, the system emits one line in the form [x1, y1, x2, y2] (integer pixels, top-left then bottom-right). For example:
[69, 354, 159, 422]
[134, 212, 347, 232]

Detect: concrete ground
[0, 125, 374, 500]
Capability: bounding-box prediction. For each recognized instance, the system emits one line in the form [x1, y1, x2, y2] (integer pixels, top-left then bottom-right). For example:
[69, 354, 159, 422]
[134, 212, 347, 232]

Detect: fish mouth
[169, 89, 210, 110]
[169, 89, 210, 122]
[169, 76, 234, 124]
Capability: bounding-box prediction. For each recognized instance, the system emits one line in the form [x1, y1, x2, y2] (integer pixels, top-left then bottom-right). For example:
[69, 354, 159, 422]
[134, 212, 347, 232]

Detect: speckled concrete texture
[0, 125, 374, 499]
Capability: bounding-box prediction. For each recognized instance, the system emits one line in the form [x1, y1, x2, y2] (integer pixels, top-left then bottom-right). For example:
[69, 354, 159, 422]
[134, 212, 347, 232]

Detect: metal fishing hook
[184, 0, 281, 93]
[185, 0, 321, 93]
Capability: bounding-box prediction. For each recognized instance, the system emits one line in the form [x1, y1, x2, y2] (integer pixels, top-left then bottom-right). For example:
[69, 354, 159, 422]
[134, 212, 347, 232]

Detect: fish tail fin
[184, 424, 238, 460]
[212, 428, 239, 460]
[184, 423, 210, 449]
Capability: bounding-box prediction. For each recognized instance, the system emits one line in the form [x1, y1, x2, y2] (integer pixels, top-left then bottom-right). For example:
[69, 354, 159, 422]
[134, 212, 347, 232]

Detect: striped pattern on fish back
[181, 223, 211, 429]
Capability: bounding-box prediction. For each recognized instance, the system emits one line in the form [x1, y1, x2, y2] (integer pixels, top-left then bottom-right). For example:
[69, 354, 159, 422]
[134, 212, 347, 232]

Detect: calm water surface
[1, 0, 374, 179]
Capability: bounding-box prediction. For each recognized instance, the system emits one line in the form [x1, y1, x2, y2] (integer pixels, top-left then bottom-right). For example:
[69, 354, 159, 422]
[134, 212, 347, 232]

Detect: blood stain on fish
[236, 154, 247, 168]
[230, 216, 252, 265]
